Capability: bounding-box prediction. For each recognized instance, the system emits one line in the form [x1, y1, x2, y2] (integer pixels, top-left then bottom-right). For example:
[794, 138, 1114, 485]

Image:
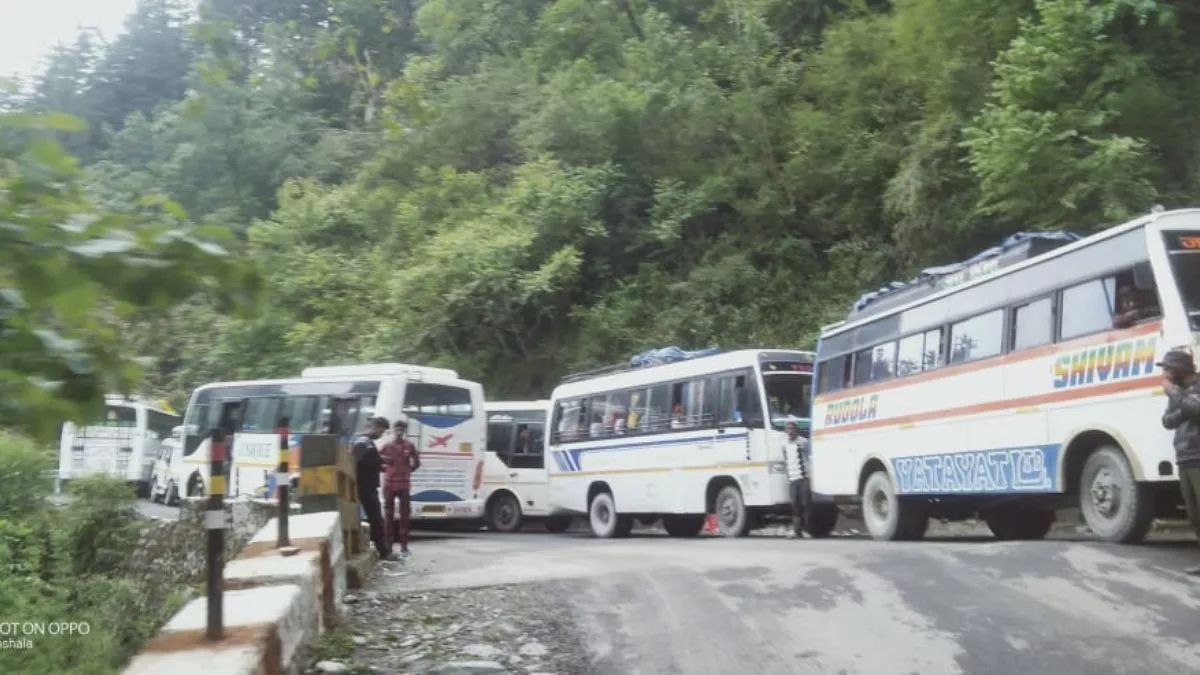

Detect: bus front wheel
[862, 470, 927, 541]
[589, 492, 633, 538]
[1079, 445, 1154, 543]
[714, 486, 751, 537]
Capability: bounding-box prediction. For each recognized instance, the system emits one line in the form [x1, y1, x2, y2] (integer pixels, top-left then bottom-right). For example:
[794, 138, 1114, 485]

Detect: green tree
[0, 112, 257, 439]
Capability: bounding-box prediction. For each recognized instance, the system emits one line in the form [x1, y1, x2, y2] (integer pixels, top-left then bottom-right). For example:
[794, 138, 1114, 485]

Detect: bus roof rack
[300, 363, 460, 380]
[561, 347, 722, 384]
[849, 230, 1081, 320]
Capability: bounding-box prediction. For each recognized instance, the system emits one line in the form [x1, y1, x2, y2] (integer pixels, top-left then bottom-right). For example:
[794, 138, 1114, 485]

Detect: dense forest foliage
[9, 0, 1200, 408]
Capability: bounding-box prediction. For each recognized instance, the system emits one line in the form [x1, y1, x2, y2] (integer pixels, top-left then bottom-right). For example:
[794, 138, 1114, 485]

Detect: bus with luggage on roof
[809, 207, 1200, 543]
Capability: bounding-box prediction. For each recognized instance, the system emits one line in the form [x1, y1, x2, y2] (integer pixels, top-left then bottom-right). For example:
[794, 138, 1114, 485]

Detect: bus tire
[1079, 445, 1154, 543]
[714, 485, 751, 537]
[806, 504, 840, 539]
[589, 491, 628, 538]
[165, 481, 179, 507]
[663, 514, 705, 537]
[984, 508, 1055, 541]
[486, 492, 523, 533]
[862, 470, 925, 541]
[545, 516, 572, 534]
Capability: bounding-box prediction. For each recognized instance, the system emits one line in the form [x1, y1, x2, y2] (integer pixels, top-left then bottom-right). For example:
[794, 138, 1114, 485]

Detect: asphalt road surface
[378, 528, 1200, 675]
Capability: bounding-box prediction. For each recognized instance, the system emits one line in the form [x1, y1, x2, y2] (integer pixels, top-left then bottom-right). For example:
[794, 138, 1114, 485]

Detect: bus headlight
[768, 461, 787, 474]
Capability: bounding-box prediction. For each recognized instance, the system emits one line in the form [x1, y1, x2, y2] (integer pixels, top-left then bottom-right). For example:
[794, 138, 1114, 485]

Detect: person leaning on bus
[1158, 349, 1200, 576]
[784, 416, 811, 539]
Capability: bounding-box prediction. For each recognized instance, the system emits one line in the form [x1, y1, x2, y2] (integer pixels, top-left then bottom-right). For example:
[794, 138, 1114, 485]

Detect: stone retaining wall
[122, 511, 348, 675]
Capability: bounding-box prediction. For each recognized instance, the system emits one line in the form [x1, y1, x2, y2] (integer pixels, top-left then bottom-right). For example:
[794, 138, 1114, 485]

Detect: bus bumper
[413, 500, 484, 520]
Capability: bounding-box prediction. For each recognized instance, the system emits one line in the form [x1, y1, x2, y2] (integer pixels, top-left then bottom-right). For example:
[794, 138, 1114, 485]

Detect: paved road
[383, 529, 1200, 675]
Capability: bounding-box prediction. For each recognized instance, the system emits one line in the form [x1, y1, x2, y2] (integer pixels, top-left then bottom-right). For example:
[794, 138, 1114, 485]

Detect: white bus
[480, 401, 574, 533]
[174, 363, 488, 520]
[57, 396, 180, 498]
[810, 208, 1200, 543]
[546, 348, 837, 538]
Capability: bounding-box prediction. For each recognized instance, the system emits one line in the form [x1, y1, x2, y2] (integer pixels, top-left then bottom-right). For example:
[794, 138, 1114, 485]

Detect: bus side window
[646, 384, 671, 431]
[626, 389, 647, 433]
[243, 397, 281, 432]
[282, 396, 320, 433]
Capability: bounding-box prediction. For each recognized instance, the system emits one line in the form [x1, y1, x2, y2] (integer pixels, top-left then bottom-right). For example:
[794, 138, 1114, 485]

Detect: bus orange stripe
[813, 321, 1162, 405]
[811, 375, 1160, 438]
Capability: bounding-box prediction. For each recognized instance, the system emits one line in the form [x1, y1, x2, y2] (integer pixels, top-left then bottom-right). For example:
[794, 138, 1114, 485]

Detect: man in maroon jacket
[380, 419, 420, 556]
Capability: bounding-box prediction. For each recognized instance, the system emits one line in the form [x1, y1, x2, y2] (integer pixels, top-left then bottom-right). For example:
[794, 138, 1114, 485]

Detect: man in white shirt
[784, 417, 811, 539]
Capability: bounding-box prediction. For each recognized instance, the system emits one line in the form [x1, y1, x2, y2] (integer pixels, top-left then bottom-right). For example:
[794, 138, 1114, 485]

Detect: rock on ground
[320, 563, 590, 675]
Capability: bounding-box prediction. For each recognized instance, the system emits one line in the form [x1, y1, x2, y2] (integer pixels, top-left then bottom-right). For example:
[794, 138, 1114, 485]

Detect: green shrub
[0, 433, 183, 674]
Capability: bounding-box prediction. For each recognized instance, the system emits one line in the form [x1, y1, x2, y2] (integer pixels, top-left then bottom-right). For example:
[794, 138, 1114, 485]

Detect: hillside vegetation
[9, 0, 1200, 407]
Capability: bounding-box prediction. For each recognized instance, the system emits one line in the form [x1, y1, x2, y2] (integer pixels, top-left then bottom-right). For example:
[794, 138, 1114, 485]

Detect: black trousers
[790, 478, 811, 534]
[359, 486, 389, 557]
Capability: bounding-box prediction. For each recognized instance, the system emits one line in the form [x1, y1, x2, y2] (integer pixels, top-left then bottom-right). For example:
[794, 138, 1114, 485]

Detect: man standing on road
[353, 416, 395, 561]
[1158, 348, 1200, 575]
[380, 419, 420, 557]
[784, 416, 811, 539]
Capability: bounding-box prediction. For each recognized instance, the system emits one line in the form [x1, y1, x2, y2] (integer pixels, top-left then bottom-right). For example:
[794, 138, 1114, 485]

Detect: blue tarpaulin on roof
[629, 347, 721, 368]
[853, 231, 1081, 312]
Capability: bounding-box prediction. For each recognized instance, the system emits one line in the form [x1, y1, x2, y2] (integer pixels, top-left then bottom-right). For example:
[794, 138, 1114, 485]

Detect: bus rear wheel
[663, 514, 705, 537]
[862, 470, 927, 541]
[1079, 445, 1154, 543]
[486, 492, 523, 533]
[589, 492, 633, 538]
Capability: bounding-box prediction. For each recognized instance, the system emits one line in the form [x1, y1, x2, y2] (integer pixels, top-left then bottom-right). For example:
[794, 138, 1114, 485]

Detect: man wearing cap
[1158, 348, 1200, 574]
[380, 419, 420, 557]
[352, 416, 395, 561]
[783, 416, 811, 539]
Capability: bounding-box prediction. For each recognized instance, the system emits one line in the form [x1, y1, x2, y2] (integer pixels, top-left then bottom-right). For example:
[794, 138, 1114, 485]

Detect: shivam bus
[809, 207, 1200, 543]
[57, 396, 180, 498]
[480, 400, 574, 533]
[173, 363, 488, 521]
[546, 348, 839, 538]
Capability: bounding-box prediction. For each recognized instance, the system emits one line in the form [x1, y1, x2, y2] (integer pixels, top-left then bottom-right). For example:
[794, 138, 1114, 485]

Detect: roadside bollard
[277, 418, 291, 548]
[206, 428, 227, 641]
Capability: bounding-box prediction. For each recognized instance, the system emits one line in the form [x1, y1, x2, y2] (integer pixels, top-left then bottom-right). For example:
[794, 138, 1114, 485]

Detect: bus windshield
[762, 373, 812, 431]
[1165, 231, 1200, 330]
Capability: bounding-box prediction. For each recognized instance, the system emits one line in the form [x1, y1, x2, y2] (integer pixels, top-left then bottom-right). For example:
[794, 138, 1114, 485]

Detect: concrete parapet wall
[123, 511, 349, 675]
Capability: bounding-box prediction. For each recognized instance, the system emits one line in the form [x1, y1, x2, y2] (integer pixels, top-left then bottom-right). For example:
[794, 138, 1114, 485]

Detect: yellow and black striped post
[206, 428, 227, 640]
[276, 418, 291, 548]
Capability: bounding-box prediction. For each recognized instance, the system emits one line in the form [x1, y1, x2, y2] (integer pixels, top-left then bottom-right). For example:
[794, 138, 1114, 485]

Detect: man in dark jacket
[352, 416, 394, 561]
[1158, 349, 1200, 575]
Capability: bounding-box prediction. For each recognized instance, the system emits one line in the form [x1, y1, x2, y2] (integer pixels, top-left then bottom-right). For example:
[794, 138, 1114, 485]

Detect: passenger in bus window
[1157, 349, 1200, 575]
[670, 402, 686, 429]
[1113, 285, 1159, 329]
[514, 425, 532, 454]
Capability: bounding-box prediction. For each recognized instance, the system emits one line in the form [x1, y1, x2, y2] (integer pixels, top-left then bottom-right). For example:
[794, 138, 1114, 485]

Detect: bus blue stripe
[554, 432, 750, 473]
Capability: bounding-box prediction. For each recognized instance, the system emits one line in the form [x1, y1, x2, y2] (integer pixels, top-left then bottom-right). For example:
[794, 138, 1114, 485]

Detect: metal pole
[277, 417, 290, 548]
[206, 428, 227, 641]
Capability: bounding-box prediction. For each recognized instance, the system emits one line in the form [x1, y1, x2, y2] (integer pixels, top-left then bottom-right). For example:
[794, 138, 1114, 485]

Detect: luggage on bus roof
[850, 230, 1081, 318]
